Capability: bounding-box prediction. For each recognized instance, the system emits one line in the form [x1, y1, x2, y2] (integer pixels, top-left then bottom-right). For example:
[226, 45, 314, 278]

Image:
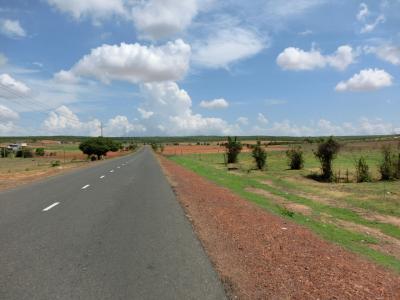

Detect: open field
[0, 142, 134, 191]
[162, 143, 288, 155]
[168, 141, 400, 272]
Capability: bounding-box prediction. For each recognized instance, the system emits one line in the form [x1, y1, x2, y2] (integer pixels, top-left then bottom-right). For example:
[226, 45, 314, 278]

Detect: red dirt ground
[158, 155, 400, 299]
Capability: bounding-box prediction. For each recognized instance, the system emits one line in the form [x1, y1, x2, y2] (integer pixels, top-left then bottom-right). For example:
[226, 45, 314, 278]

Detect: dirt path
[159, 156, 400, 299]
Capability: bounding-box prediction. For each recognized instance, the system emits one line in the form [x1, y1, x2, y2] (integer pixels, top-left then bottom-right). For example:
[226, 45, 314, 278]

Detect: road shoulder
[158, 155, 400, 299]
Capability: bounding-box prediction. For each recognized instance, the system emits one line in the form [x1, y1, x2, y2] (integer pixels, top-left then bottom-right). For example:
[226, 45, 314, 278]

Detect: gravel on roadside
[158, 155, 400, 299]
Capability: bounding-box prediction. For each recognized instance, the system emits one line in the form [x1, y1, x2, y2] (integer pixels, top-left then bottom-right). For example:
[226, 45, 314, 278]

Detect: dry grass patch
[245, 187, 312, 216]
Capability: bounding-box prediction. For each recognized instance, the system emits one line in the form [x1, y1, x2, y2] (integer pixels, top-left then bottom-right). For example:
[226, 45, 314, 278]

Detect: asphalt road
[0, 147, 226, 300]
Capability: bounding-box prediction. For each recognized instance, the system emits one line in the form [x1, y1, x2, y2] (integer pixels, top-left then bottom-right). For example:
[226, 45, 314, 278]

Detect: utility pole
[100, 122, 104, 137]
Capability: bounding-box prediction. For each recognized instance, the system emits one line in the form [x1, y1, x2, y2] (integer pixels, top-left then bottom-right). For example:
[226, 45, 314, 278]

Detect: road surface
[0, 147, 226, 299]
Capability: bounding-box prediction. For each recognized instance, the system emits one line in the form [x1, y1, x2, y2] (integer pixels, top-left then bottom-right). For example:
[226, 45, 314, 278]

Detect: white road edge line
[100, 175, 105, 179]
[81, 184, 90, 190]
[43, 202, 60, 212]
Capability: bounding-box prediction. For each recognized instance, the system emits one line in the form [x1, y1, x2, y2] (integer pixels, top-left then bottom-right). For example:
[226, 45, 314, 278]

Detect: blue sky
[0, 0, 399, 136]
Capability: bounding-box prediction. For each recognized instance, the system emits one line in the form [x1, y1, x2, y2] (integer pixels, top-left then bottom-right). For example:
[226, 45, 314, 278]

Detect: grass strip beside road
[170, 154, 400, 273]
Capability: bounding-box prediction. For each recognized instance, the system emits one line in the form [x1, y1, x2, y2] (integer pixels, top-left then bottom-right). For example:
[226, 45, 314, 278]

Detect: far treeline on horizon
[0, 134, 399, 144]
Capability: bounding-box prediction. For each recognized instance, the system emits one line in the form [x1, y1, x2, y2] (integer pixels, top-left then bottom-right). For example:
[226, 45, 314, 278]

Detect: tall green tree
[79, 137, 120, 160]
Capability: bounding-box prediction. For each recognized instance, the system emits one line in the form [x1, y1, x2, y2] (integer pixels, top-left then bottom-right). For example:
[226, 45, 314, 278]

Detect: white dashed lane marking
[81, 184, 90, 190]
[42, 202, 60, 212]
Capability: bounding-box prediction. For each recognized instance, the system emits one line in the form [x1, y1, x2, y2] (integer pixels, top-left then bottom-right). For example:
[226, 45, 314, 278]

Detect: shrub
[225, 136, 242, 164]
[252, 140, 267, 170]
[379, 146, 397, 181]
[151, 143, 158, 151]
[286, 146, 304, 170]
[0, 147, 12, 158]
[355, 156, 371, 183]
[280, 207, 294, 218]
[128, 143, 137, 151]
[35, 148, 45, 156]
[313, 136, 340, 181]
[396, 153, 400, 179]
[51, 160, 61, 167]
[16, 148, 34, 158]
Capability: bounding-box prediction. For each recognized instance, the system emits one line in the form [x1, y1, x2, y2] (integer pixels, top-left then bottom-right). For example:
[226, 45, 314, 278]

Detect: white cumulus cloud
[138, 81, 236, 135]
[137, 108, 154, 119]
[42, 105, 146, 136]
[0, 19, 26, 38]
[277, 45, 357, 71]
[132, 0, 199, 40]
[357, 3, 369, 21]
[335, 68, 393, 92]
[55, 39, 191, 84]
[361, 14, 385, 33]
[53, 69, 80, 84]
[46, 0, 204, 39]
[356, 3, 385, 34]
[0, 73, 31, 97]
[46, 0, 125, 22]
[252, 118, 400, 136]
[199, 98, 229, 109]
[237, 117, 248, 126]
[0, 104, 19, 121]
[365, 44, 400, 66]
[105, 115, 146, 136]
[257, 113, 269, 125]
[193, 27, 265, 69]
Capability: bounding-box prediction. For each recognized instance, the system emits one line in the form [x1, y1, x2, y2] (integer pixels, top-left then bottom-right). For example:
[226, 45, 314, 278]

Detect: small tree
[0, 147, 12, 158]
[355, 156, 371, 183]
[286, 146, 304, 170]
[225, 136, 242, 164]
[252, 141, 267, 170]
[79, 137, 119, 160]
[313, 136, 340, 181]
[16, 148, 33, 158]
[128, 143, 137, 151]
[379, 146, 396, 181]
[151, 143, 158, 152]
[35, 148, 45, 156]
[396, 153, 400, 180]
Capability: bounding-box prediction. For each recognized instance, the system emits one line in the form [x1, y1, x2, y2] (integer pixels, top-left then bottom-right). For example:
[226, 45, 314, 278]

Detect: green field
[169, 147, 400, 272]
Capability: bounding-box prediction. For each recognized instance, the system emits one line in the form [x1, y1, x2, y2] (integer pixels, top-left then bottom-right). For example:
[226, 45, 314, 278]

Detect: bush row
[225, 136, 400, 183]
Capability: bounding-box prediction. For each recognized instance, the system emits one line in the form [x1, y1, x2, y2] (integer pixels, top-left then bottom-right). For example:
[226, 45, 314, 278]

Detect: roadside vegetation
[0, 138, 138, 191]
[168, 136, 400, 272]
[252, 140, 267, 170]
[79, 137, 121, 160]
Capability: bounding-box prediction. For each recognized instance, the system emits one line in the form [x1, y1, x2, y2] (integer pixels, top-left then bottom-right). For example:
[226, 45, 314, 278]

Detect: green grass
[169, 151, 400, 273]
[43, 144, 80, 151]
